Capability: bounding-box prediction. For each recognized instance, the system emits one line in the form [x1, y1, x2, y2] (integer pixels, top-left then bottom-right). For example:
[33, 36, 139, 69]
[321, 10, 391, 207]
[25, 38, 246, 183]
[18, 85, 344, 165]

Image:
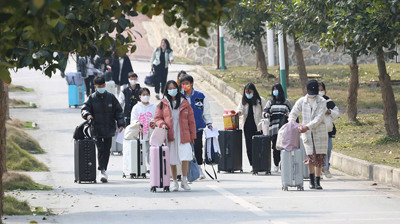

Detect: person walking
[176, 70, 187, 87]
[81, 75, 125, 183]
[318, 82, 339, 178]
[154, 80, 196, 191]
[180, 74, 213, 179]
[263, 83, 292, 173]
[289, 79, 328, 190]
[118, 72, 141, 126]
[150, 39, 174, 100]
[130, 87, 157, 170]
[236, 83, 267, 169]
[110, 51, 133, 95]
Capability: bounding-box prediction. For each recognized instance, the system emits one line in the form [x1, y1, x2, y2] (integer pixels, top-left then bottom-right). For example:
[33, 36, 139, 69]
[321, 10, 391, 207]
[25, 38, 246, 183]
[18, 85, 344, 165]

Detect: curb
[195, 65, 400, 189]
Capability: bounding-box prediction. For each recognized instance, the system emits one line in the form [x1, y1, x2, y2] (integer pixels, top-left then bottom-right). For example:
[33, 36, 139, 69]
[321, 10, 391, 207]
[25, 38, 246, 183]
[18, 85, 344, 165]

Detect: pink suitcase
[150, 145, 170, 192]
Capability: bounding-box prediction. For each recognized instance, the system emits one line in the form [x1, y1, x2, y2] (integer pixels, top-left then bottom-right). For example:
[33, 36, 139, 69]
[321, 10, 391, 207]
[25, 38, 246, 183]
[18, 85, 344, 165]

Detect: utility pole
[278, 29, 287, 97]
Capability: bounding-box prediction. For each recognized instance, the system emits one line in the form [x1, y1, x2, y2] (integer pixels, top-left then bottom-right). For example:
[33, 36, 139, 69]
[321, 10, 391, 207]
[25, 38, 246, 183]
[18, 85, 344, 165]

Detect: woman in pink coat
[154, 80, 196, 191]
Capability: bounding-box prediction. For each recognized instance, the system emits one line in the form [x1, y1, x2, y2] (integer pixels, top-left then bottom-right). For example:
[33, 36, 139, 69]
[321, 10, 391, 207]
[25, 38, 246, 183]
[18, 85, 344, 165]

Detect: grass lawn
[3, 172, 52, 191]
[204, 63, 400, 168]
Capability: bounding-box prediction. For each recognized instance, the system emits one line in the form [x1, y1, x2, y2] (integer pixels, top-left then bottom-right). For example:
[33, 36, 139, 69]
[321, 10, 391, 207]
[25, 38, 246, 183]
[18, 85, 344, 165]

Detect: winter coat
[81, 91, 125, 138]
[130, 102, 157, 141]
[111, 55, 133, 85]
[288, 95, 328, 155]
[183, 89, 213, 132]
[154, 97, 196, 144]
[150, 48, 174, 69]
[237, 97, 267, 132]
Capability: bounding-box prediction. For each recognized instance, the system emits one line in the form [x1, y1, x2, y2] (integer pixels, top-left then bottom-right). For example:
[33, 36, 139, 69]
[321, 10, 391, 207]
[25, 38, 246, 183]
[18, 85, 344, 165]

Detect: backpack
[77, 57, 88, 79]
[73, 120, 92, 140]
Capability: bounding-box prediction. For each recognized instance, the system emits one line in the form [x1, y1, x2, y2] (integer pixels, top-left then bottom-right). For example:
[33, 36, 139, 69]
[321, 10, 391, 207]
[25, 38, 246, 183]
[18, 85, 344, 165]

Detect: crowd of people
[77, 38, 338, 191]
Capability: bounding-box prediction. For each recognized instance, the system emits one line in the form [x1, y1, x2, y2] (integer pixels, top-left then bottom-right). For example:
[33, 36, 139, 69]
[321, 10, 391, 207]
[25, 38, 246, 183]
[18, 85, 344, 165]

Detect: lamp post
[278, 29, 287, 97]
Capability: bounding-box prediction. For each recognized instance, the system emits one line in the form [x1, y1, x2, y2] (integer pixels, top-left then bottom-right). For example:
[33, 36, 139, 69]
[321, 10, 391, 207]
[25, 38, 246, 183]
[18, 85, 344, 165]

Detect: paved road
[4, 58, 400, 224]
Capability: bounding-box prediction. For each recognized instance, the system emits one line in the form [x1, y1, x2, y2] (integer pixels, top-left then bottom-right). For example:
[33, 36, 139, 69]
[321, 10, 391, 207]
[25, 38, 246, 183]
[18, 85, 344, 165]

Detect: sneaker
[171, 180, 179, 191]
[155, 94, 160, 100]
[181, 179, 191, 191]
[272, 165, 279, 173]
[323, 169, 333, 178]
[100, 170, 108, 183]
[199, 166, 206, 180]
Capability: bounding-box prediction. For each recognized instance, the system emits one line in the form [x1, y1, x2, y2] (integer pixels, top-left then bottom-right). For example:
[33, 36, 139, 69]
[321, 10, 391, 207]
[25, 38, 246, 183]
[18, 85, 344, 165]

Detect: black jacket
[111, 55, 133, 85]
[122, 84, 141, 119]
[81, 91, 125, 138]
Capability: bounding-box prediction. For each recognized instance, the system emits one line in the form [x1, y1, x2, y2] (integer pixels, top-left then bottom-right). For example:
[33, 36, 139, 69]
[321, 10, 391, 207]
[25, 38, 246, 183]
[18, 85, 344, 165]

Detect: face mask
[168, 89, 178, 97]
[129, 80, 136, 85]
[308, 94, 317, 98]
[141, 95, 150, 103]
[96, 88, 106, 94]
[319, 91, 325, 96]
[245, 93, 254, 99]
[273, 90, 279, 96]
[182, 84, 191, 92]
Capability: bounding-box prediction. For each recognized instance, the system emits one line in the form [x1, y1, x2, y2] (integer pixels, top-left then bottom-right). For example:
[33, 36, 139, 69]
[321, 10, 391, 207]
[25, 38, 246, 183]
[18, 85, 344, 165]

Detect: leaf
[114, 7, 122, 18]
[65, 13, 76, 20]
[130, 45, 137, 53]
[0, 62, 12, 84]
[33, 0, 45, 9]
[100, 20, 110, 33]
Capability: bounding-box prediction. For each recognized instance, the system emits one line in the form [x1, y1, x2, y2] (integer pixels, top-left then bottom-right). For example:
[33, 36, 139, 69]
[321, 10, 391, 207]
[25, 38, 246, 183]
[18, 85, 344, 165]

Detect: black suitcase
[251, 135, 271, 175]
[218, 130, 243, 173]
[74, 139, 97, 183]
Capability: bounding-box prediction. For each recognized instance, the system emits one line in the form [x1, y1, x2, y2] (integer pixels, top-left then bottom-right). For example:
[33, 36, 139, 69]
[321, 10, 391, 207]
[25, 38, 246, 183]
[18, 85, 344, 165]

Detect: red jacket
[154, 98, 196, 144]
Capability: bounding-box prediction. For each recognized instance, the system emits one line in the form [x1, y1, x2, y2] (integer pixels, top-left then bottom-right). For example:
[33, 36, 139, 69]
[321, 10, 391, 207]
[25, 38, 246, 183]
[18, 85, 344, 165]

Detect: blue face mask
[308, 94, 317, 98]
[273, 90, 279, 96]
[96, 88, 106, 94]
[168, 89, 178, 97]
[245, 93, 253, 99]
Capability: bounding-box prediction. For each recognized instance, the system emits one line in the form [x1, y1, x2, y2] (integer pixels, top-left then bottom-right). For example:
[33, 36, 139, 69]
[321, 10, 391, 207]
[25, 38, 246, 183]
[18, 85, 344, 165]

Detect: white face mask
[141, 95, 150, 103]
[319, 91, 325, 96]
[129, 80, 136, 85]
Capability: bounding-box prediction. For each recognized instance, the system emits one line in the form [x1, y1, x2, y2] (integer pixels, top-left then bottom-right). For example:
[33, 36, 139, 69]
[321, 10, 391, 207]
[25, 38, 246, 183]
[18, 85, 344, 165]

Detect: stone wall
[142, 15, 391, 66]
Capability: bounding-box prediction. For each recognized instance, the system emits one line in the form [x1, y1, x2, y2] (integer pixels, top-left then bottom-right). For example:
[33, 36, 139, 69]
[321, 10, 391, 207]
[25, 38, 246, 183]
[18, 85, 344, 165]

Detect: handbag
[73, 120, 92, 140]
[149, 127, 167, 146]
[276, 120, 300, 151]
[187, 146, 200, 182]
[145, 71, 155, 87]
[124, 120, 141, 140]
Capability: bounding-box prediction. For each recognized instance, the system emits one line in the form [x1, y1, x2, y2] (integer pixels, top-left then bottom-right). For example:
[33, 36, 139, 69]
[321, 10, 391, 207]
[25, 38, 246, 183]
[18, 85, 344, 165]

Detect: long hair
[159, 38, 173, 52]
[318, 81, 326, 94]
[159, 80, 183, 110]
[241, 83, 261, 106]
[271, 83, 286, 104]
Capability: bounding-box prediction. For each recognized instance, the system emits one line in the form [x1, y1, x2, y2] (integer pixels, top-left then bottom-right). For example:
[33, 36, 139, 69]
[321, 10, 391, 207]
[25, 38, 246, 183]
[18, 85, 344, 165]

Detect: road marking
[207, 185, 270, 217]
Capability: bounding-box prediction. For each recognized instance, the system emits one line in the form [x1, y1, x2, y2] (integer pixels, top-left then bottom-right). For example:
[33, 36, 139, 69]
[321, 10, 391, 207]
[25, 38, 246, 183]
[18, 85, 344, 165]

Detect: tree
[224, 1, 271, 78]
[0, 0, 237, 220]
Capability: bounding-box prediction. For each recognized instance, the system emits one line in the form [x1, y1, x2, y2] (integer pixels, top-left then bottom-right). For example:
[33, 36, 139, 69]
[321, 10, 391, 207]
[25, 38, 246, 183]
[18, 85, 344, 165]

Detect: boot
[309, 173, 316, 189]
[315, 176, 323, 190]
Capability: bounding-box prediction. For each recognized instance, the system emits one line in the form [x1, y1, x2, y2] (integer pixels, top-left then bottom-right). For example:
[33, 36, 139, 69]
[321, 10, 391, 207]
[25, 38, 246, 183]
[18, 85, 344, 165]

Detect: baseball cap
[306, 79, 319, 95]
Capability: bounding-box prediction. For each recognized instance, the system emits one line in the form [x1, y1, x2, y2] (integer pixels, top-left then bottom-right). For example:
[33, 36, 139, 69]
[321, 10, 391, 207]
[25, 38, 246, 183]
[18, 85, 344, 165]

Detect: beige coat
[289, 95, 328, 155]
[237, 97, 267, 132]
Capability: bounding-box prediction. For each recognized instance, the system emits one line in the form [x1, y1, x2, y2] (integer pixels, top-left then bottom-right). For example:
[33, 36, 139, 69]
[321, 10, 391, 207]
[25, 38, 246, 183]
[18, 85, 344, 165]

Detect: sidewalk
[4, 59, 400, 224]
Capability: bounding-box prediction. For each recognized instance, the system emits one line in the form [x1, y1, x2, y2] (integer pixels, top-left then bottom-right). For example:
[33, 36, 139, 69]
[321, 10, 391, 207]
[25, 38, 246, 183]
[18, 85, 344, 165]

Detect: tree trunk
[0, 82, 7, 222]
[347, 54, 359, 122]
[283, 32, 290, 87]
[255, 36, 268, 78]
[376, 48, 400, 137]
[293, 34, 308, 95]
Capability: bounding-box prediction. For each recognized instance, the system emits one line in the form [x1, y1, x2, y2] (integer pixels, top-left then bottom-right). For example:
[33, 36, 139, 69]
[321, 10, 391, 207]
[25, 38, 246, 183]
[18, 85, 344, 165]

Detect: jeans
[95, 137, 112, 171]
[324, 137, 333, 170]
[194, 131, 203, 165]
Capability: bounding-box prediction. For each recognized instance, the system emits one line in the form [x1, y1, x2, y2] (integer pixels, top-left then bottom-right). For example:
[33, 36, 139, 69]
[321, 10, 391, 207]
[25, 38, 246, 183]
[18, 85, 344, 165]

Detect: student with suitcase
[81, 75, 125, 183]
[289, 80, 328, 190]
[154, 80, 196, 191]
[263, 83, 292, 173]
[236, 83, 266, 170]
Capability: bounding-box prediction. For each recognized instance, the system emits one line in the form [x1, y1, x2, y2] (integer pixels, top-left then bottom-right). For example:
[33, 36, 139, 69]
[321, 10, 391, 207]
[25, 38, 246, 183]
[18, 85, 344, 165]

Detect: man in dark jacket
[118, 72, 140, 126]
[81, 75, 125, 183]
[110, 52, 133, 95]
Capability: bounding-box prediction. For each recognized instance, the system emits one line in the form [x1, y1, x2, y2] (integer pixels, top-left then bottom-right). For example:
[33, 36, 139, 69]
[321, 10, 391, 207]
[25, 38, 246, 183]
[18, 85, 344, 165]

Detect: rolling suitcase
[68, 85, 85, 108]
[251, 135, 271, 175]
[150, 145, 170, 192]
[281, 149, 304, 191]
[218, 130, 243, 173]
[122, 129, 147, 178]
[74, 139, 96, 183]
[300, 137, 309, 179]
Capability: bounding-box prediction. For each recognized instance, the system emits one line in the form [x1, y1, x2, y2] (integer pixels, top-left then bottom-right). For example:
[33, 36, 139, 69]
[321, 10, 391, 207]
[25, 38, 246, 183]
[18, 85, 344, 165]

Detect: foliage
[3, 196, 31, 215]
[3, 172, 52, 191]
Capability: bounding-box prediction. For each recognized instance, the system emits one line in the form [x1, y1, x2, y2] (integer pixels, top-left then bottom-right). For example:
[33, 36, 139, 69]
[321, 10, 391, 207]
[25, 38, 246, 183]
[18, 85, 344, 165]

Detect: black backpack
[73, 120, 92, 140]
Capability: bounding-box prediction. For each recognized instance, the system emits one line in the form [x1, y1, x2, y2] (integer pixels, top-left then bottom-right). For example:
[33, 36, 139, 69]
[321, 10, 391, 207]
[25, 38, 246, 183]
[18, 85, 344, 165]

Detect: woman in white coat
[237, 83, 267, 169]
[150, 39, 174, 100]
[289, 80, 328, 190]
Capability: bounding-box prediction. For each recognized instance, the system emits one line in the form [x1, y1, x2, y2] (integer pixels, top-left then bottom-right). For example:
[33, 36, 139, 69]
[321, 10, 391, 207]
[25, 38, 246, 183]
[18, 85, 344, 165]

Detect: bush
[3, 196, 32, 215]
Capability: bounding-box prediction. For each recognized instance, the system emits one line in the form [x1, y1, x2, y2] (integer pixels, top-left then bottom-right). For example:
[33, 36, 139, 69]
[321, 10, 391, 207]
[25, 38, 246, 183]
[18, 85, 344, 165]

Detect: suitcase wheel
[252, 171, 258, 175]
[130, 174, 136, 179]
[123, 174, 126, 178]
[282, 186, 288, 191]
[94, 180, 97, 184]
[217, 170, 220, 174]
[164, 186, 170, 192]
[151, 187, 157, 192]
[142, 174, 146, 178]
[79, 181, 82, 184]
[266, 171, 271, 175]
[240, 170, 243, 173]
[74, 180, 77, 183]
[74, 105, 78, 108]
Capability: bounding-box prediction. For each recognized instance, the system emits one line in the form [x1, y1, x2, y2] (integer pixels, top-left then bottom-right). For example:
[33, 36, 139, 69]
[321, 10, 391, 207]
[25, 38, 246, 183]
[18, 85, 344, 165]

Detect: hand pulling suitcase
[281, 149, 304, 191]
[150, 144, 170, 192]
[74, 121, 96, 184]
[251, 135, 271, 175]
[68, 85, 85, 108]
[300, 137, 309, 179]
[218, 130, 243, 173]
[122, 129, 147, 178]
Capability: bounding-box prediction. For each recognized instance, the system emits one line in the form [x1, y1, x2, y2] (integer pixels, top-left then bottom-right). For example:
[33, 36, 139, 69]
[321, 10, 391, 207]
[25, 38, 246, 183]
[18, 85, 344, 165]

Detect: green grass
[7, 125, 44, 154]
[174, 56, 197, 65]
[9, 98, 37, 108]
[204, 63, 400, 111]
[9, 84, 34, 92]
[3, 196, 53, 216]
[7, 119, 39, 130]
[3, 172, 52, 191]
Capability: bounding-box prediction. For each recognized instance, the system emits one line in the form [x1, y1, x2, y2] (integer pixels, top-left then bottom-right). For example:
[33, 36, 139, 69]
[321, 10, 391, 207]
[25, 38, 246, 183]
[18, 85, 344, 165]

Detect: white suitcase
[123, 139, 148, 178]
[281, 149, 304, 191]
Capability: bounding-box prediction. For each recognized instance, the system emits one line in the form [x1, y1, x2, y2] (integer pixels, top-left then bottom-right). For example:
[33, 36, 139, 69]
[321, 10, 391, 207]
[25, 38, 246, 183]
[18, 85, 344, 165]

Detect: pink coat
[154, 98, 196, 144]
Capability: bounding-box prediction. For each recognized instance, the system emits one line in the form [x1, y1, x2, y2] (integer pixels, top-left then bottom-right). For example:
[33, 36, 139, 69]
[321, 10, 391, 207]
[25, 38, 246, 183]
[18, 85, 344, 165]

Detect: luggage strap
[204, 163, 218, 180]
